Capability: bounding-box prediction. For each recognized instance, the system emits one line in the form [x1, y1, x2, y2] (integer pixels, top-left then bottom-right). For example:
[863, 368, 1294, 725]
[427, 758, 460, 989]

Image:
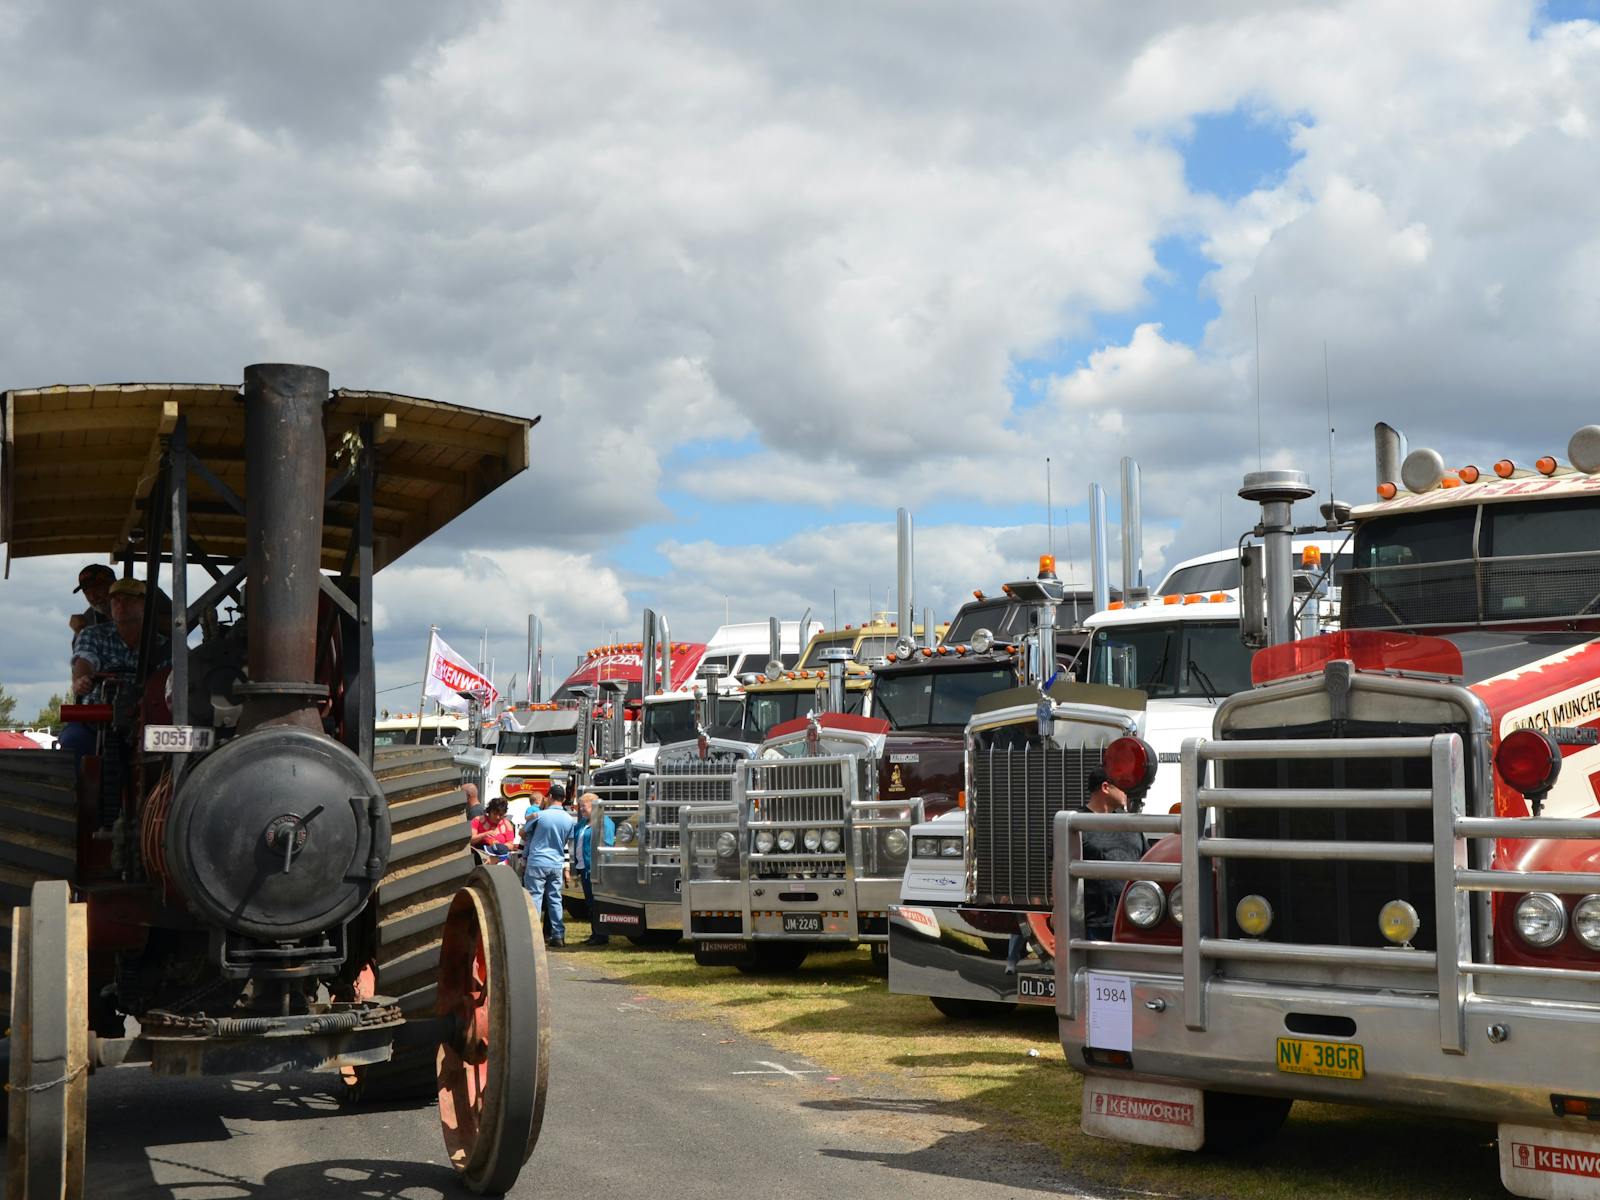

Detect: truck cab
[489, 702, 606, 824]
[1055, 431, 1600, 1200]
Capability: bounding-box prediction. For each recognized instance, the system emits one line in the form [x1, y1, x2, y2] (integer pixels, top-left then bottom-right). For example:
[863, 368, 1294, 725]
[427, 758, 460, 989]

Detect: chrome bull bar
[592, 777, 647, 882]
[644, 762, 741, 885]
[1055, 731, 1600, 1059]
[679, 755, 920, 941]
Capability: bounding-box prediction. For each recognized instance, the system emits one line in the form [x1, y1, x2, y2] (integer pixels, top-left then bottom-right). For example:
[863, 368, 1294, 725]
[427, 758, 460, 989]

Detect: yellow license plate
[1275, 1037, 1364, 1080]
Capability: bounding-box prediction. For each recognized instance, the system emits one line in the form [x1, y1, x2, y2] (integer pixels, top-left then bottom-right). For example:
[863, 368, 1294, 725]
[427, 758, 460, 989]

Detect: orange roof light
[1494, 459, 1515, 478]
[1301, 545, 1322, 568]
[1537, 455, 1558, 476]
[1001, 584, 1015, 597]
[1038, 553, 1056, 576]
[1209, 592, 1228, 602]
[1108, 600, 1125, 610]
[1439, 475, 1462, 488]
[1163, 594, 1181, 605]
[1184, 593, 1203, 605]
[1459, 465, 1480, 483]
[1376, 482, 1398, 500]
[921, 647, 934, 657]
[972, 589, 985, 601]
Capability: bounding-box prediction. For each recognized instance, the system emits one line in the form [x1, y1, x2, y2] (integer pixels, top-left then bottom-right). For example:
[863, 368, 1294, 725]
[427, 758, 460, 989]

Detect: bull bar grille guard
[679, 754, 921, 941]
[1054, 732, 1600, 1057]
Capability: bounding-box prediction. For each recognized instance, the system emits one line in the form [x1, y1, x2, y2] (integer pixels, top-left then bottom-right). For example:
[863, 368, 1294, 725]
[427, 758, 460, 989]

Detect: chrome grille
[649, 759, 739, 866]
[745, 757, 851, 879]
[971, 744, 1103, 907]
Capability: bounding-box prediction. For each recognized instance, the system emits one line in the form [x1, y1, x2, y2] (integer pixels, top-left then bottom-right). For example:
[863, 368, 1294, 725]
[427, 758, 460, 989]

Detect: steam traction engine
[1055, 428, 1600, 1199]
[0, 366, 548, 1196]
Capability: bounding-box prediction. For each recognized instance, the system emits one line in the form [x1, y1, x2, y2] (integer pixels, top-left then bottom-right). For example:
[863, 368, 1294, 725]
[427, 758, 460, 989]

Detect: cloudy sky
[3, 0, 1599, 717]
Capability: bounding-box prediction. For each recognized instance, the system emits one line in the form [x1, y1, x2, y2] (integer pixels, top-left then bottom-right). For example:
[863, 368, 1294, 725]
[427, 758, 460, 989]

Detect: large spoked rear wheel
[436, 865, 548, 1195]
[6, 880, 88, 1200]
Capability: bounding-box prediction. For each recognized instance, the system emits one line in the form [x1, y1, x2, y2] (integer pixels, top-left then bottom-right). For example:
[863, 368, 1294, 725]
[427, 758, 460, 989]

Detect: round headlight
[821, 829, 842, 852]
[970, 628, 994, 654]
[755, 830, 775, 853]
[1515, 892, 1567, 948]
[1378, 899, 1420, 946]
[939, 837, 963, 858]
[883, 828, 909, 858]
[716, 831, 738, 858]
[1235, 894, 1273, 937]
[1168, 884, 1183, 925]
[615, 820, 635, 845]
[1574, 895, 1600, 951]
[777, 829, 797, 853]
[1123, 881, 1166, 929]
[803, 828, 822, 852]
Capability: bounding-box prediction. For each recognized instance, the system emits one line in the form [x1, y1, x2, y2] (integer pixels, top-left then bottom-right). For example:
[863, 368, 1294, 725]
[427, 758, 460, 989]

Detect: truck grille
[746, 757, 851, 880]
[971, 745, 1103, 907]
[1219, 721, 1470, 952]
[649, 760, 738, 865]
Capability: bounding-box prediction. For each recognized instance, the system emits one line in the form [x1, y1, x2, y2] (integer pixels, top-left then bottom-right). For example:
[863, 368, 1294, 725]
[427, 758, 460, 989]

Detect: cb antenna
[1254, 294, 1263, 469]
[1324, 340, 1337, 517]
[1046, 456, 1054, 556]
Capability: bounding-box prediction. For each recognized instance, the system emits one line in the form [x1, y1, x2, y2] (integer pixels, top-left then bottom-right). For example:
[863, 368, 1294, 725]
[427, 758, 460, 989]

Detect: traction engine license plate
[1275, 1036, 1364, 1080]
[782, 913, 822, 934]
[142, 725, 215, 753]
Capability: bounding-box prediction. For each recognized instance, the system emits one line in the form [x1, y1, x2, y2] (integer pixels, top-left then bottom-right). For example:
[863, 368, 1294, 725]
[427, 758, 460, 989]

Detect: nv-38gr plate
[1276, 1036, 1364, 1080]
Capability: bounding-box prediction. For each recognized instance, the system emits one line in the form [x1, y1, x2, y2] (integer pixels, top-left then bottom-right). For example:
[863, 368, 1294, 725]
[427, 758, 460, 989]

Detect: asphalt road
[81, 951, 1098, 1199]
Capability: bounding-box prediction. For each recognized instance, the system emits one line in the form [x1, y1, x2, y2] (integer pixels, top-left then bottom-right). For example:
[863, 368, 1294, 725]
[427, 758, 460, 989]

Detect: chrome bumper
[683, 876, 897, 943]
[1061, 966, 1600, 1125]
[887, 904, 1055, 1005]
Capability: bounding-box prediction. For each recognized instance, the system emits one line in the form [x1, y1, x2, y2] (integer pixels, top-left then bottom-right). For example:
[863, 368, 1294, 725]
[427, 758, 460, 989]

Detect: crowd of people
[467, 778, 615, 949]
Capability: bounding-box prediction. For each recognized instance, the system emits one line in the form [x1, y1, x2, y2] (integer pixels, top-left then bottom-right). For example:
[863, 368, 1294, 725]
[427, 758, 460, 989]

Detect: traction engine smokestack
[240, 363, 330, 733]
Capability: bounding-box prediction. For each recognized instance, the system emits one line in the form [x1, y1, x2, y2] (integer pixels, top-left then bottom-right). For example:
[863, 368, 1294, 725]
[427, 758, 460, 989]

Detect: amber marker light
[1494, 459, 1515, 478]
[1163, 594, 1181, 606]
[1537, 456, 1558, 476]
[972, 589, 985, 600]
[1376, 482, 1398, 499]
[1440, 475, 1462, 488]
[1038, 553, 1056, 576]
[1184, 593, 1203, 604]
[1108, 600, 1125, 610]
[1210, 592, 1228, 602]
[1459, 465, 1480, 483]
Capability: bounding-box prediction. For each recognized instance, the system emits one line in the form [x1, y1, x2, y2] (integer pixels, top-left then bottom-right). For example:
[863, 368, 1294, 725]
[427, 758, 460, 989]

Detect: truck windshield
[799, 636, 854, 668]
[742, 688, 866, 736]
[873, 667, 1014, 731]
[1345, 498, 1600, 628]
[495, 731, 579, 756]
[1088, 621, 1253, 699]
[641, 699, 696, 745]
[943, 600, 1029, 644]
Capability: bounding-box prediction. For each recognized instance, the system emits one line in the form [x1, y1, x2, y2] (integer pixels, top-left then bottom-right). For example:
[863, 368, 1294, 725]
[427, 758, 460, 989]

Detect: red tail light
[1104, 736, 1157, 793]
[1496, 729, 1561, 795]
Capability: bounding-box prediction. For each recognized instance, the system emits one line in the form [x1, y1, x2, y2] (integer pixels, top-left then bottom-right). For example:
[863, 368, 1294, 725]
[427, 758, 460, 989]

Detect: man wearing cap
[69, 564, 115, 636]
[70, 577, 154, 705]
[60, 577, 155, 756]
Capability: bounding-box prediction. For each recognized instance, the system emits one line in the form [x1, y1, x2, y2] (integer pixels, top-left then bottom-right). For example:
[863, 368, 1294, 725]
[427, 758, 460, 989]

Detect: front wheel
[435, 866, 550, 1195]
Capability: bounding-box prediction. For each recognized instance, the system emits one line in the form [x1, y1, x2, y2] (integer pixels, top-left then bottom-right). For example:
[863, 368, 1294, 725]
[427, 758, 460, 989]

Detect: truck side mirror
[1239, 544, 1267, 650]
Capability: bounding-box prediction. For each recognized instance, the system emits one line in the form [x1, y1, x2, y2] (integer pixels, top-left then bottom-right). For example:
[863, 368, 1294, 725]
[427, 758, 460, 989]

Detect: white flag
[423, 631, 499, 712]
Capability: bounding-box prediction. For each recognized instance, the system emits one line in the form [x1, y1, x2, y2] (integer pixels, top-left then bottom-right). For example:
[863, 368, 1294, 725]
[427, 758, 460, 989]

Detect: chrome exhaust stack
[658, 613, 673, 695]
[641, 608, 659, 699]
[1089, 482, 1110, 613]
[1375, 422, 1408, 490]
[822, 647, 852, 713]
[895, 507, 915, 657]
[1119, 456, 1145, 606]
[766, 616, 784, 677]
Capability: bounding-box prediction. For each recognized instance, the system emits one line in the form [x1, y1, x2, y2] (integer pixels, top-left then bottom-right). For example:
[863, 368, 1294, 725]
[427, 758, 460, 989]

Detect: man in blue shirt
[575, 792, 616, 945]
[521, 794, 578, 947]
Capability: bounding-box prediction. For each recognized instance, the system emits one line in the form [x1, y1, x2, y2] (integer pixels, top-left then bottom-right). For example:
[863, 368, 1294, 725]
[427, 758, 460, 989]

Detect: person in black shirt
[1081, 768, 1145, 939]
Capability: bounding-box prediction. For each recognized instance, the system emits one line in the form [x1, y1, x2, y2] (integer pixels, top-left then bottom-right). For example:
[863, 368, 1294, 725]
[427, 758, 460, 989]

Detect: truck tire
[0, 749, 79, 1019]
[342, 745, 473, 1105]
[930, 995, 1017, 1020]
[735, 944, 808, 975]
[1201, 1091, 1292, 1151]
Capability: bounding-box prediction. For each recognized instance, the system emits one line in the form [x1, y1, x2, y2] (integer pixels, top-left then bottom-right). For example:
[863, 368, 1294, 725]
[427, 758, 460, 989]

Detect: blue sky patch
[1180, 106, 1303, 202]
[1539, 0, 1600, 24]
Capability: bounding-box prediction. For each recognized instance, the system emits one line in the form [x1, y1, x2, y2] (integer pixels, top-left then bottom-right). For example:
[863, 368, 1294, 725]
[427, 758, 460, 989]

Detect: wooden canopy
[2, 382, 534, 573]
